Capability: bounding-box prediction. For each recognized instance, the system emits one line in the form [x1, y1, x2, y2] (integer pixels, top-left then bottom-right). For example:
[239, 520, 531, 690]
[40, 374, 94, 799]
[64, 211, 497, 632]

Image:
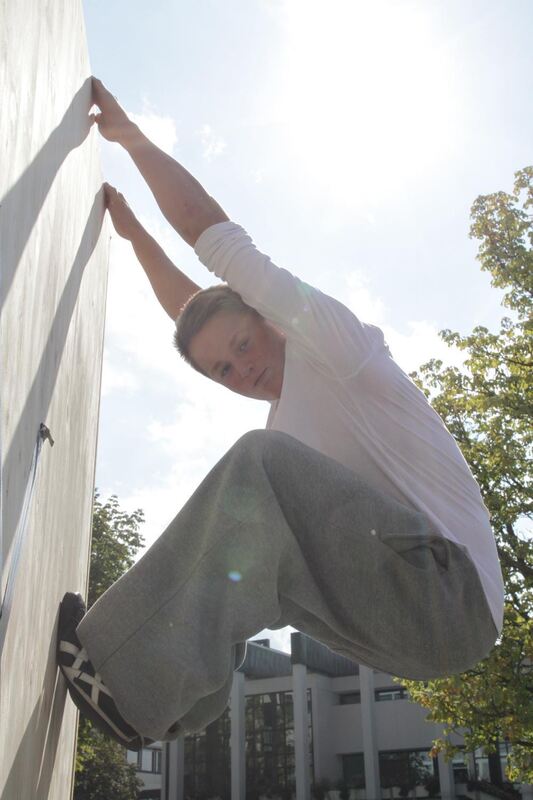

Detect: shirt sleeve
[194, 221, 387, 379]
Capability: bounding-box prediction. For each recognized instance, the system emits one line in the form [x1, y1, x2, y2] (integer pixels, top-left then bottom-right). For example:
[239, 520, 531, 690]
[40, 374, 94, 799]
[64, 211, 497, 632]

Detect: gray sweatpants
[78, 430, 497, 741]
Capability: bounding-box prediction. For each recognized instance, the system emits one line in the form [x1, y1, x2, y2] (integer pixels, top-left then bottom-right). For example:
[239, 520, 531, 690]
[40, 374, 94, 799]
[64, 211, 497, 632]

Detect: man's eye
[221, 364, 231, 378]
[239, 340, 248, 352]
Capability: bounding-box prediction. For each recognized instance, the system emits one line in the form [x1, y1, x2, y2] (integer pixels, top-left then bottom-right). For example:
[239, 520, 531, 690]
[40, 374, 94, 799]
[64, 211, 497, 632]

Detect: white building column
[359, 665, 381, 800]
[230, 670, 246, 800]
[293, 662, 311, 800]
[161, 744, 169, 800]
[162, 734, 185, 800]
[437, 750, 456, 800]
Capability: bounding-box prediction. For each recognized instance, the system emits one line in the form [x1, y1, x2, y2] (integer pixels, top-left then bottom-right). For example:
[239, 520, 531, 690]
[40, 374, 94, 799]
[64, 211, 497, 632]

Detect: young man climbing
[57, 78, 503, 750]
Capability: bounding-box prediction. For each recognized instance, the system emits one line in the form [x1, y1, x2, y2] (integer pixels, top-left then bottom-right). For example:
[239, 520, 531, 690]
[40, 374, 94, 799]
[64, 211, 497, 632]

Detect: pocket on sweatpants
[378, 530, 451, 573]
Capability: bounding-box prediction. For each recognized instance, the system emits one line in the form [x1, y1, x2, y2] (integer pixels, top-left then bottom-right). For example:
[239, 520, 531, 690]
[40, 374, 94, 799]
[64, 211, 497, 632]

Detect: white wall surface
[374, 700, 432, 751]
[0, 1, 108, 797]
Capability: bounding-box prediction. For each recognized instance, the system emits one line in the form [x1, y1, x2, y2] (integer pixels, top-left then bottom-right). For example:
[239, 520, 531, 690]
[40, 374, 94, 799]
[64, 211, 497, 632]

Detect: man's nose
[236, 362, 253, 380]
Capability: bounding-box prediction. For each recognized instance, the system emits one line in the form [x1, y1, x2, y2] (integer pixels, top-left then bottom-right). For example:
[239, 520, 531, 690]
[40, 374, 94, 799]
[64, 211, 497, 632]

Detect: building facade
[127, 634, 531, 800]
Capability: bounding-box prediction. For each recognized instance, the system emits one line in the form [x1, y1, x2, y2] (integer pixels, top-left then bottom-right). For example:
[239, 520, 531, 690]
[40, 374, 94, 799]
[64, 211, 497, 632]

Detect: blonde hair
[174, 285, 260, 374]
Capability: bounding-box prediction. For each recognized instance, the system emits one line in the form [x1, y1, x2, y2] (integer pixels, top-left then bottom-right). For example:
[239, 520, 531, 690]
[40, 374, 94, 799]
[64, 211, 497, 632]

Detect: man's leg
[76, 430, 496, 740]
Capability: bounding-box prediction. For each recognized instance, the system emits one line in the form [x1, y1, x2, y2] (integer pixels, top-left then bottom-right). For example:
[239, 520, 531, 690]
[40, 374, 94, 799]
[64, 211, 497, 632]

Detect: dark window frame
[379, 747, 440, 797]
[342, 752, 366, 788]
[339, 691, 361, 705]
[375, 687, 409, 702]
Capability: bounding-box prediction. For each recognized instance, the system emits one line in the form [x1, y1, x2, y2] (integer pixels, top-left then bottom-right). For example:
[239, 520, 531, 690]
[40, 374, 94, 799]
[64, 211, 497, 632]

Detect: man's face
[188, 310, 286, 401]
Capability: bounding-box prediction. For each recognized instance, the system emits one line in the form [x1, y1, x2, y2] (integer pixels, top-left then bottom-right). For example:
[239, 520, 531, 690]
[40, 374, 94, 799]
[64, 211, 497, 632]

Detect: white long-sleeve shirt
[194, 221, 504, 633]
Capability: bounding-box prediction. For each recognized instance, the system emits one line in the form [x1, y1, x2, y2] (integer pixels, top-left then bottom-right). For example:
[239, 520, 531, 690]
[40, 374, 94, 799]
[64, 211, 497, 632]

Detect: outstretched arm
[105, 183, 200, 320]
[93, 78, 229, 247]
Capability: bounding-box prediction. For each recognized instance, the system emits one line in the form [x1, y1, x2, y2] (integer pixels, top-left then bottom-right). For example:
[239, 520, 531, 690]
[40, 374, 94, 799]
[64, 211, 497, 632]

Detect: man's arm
[105, 183, 200, 319]
[93, 78, 229, 247]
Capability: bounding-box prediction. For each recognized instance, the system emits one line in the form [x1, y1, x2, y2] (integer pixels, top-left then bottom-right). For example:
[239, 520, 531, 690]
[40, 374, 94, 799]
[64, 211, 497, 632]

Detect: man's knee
[228, 430, 311, 482]
[232, 429, 269, 456]
[231, 429, 294, 457]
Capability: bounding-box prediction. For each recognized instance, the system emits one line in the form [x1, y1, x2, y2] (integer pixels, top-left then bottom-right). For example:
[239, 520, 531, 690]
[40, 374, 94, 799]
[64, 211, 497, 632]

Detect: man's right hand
[104, 183, 141, 241]
[92, 77, 139, 147]
[93, 76, 228, 248]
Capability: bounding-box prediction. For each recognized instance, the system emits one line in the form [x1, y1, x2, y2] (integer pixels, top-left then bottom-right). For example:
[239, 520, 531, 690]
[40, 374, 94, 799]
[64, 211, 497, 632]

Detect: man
[57, 78, 503, 750]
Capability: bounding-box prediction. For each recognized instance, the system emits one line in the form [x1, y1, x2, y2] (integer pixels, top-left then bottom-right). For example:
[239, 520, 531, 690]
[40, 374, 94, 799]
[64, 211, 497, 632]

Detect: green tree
[74, 492, 145, 799]
[74, 718, 141, 800]
[87, 492, 144, 607]
[400, 167, 533, 783]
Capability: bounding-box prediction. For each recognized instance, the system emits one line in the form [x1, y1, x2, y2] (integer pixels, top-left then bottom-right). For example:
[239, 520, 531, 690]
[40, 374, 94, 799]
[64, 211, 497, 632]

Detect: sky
[83, 0, 533, 653]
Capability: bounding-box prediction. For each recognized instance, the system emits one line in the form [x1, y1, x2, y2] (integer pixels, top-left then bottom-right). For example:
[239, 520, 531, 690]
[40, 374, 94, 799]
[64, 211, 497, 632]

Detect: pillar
[162, 735, 185, 800]
[293, 662, 311, 800]
[230, 670, 246, 800]
[359, 666, 381, 800]
[437, 750, 456, 800]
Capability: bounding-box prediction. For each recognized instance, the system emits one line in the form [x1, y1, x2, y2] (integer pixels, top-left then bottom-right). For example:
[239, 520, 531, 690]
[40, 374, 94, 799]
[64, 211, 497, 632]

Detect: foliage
[400, 167, 533, 783]
[469, 166, 532, 318]
[335, 779, 350, 800]
[312, 778, 332, 800]
[87, 491, 145, 608]
[74, 491, 145, 799]
[279, 786, 294, 800]
[74, 717, 141, 800]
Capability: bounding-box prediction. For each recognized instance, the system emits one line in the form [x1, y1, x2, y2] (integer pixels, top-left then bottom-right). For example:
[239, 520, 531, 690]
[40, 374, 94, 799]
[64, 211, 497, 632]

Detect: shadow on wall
[0, 77, 105, 580]
[0, 607, 68, 800]
[2, 188, 105, 564]
[0, 77, 94, 311]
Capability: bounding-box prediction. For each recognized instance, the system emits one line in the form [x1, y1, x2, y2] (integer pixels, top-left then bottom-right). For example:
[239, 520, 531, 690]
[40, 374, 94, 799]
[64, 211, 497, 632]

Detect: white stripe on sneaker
[73, 648, 88, 671]
[59, 636, 143, 747]
[93, 672, 104, 704]
[72, 677, 138, 744]
[61, 665, 138, 744]
[59, 641, 96, 670]
[62, 665, 113, 698]
[59, 641, 92, 672]
[59, 640, 81, 657]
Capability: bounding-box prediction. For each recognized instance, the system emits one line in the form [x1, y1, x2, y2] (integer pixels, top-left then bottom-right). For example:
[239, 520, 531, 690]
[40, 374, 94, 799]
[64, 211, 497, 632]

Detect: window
[184, 708, 231, 796]
[339, 692, 361, 705]
[497, 741, 515, 783]
[474, 742, 515, 785]
[452, 750, 469, 784]
[379, 749, 439, 798]
[152, 748, 162, 774]
[142, 749, 153, 772]
[245, 690, 314, 794]
[375, 687, 409, 701]
[473, 747, 490, 782]
[127, 747, 162, 773]
[343, 753, 366, 788]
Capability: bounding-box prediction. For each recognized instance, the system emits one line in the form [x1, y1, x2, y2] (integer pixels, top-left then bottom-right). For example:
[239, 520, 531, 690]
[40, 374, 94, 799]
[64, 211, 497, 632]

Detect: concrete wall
[310, 675, 341, 781]
[374, 699, 432, 751]
[0, 1, 108, 798]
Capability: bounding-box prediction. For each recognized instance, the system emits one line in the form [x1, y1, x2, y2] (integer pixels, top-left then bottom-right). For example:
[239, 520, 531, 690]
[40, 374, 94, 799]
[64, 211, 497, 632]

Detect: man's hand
[92, 76, 228, 247]
[102, 183, 200, 319]
[92, 77, 139, 146]
[104, 183, 141, 241]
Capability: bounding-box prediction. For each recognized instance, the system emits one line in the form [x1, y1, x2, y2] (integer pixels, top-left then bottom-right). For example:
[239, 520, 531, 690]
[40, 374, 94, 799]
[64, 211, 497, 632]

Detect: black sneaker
[57, 592, 152, 751]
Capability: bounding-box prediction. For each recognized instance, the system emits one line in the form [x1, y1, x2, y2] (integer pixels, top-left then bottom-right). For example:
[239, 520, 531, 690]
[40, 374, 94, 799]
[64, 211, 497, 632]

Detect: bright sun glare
[280, 0, 458, 207]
